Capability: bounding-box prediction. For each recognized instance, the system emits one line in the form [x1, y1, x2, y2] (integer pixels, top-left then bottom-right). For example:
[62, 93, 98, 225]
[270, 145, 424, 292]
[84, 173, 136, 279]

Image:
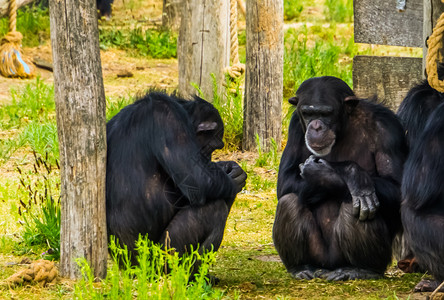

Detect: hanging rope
[426, 1, 444, 92]
[0, 0, 35, 78]
[225, 0, 245, 79]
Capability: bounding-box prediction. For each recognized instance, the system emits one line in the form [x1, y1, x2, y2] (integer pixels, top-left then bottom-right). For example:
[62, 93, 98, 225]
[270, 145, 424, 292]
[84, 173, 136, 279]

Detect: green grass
[1, 77, 55, 130]
[212, 75, 244, 151]
[0, 5, 50, 47]
[74, 236, 222, 299]
[99, 27, 178, 58]
[284, 0, 304, 21]
[324, 0, 353, 23]
[14, 153, 60, 260]
[283, 24, 356, 98]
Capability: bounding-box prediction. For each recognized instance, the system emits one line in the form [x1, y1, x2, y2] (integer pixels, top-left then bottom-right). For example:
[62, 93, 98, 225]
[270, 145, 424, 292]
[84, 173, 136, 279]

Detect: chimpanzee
[397, 70, 444, 292]
[106, 91, 247, 267]
[97, 0, 113, 19]
[273, 76, 407, 281]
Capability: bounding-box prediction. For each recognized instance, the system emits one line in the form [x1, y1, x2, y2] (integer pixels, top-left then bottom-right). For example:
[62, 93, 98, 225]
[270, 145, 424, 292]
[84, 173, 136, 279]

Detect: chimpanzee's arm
[277, 115, 347, 203]
[372, 113, 407, 223]
[153, 101, 238, 206]
[277, 116, 306, 198]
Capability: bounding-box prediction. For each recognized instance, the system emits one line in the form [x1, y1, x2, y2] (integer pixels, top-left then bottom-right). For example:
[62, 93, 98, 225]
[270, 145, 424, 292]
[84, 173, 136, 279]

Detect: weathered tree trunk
[178, 0, 230, 101]
[162, 0, 182, 31]
[423, 0, 444, 76]
[242, 0, 283, 151]
[49, 0, 107, 279]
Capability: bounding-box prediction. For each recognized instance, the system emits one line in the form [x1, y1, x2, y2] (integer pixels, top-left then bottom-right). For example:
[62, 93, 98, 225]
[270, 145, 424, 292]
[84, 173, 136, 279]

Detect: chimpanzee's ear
[197, 121, 218, 133]
[344, 96, 359, 113]
[288, 96, 299, 105]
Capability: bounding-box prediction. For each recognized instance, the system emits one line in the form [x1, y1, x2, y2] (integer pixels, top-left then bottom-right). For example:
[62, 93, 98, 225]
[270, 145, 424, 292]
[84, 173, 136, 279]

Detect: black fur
[106, 91, 246, 265]
[273, 76, 407, 280]
[398, 77, 444, 284]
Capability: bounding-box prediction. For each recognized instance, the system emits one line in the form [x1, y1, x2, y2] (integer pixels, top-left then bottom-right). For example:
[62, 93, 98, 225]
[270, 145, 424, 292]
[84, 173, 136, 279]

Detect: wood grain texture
[353, 56, 423, 109]
[354, 0, 423, 47]
[49, 0, 107, 279]
[178, 0, 230, 101]
[242, 0, 283, 151]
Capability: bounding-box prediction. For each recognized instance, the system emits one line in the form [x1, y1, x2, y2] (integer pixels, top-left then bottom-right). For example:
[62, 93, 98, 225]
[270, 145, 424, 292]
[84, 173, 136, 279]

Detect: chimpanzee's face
[291, 76, 356, 157]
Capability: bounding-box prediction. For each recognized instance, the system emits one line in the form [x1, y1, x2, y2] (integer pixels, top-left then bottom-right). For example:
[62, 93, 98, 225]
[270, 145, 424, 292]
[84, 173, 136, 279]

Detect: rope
[6, 259, 58, 287]
[0, 0, 35, 78]
[225, 0, 245, 79]
[9, 0, 16, 33]
[426, 1, 444, 92]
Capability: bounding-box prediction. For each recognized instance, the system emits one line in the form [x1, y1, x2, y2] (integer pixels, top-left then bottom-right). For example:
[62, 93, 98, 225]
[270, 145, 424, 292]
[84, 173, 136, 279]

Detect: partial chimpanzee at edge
[97, 0, 114, 19]
[106, 91, 247, 269]
[397, 64, 444, 292]
[273, 76, 407, 281]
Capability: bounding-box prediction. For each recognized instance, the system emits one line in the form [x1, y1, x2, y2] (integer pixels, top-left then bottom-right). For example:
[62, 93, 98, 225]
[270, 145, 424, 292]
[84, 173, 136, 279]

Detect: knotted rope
[0, 0, 35, 78]
[225, 0, 245, 79]
[426, 1, 444, 92]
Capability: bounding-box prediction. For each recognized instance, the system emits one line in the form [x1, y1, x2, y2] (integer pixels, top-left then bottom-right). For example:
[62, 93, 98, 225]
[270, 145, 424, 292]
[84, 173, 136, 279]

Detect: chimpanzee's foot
[414, 279, 444, 292]
[289, 265, 330, 280]
[320, 267, 382, 281]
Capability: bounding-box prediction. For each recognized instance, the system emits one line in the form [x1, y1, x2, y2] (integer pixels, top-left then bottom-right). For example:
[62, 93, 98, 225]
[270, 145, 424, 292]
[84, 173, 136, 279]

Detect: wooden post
[242, 0, 283, 152]
[423, 0, 444, 77]
[49, 0, 107, 279]
[178, 0, 230, 101]
[162, 0, 182, 31]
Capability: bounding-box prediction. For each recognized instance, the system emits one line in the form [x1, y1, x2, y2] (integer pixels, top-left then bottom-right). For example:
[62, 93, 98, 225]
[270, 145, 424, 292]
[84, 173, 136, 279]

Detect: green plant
[106, 96, 134, 121]
[0, 6, 50, 47]
[74, 235, 222, 299]
[20, 122, 59, 162]
[255, 134, 279, 170]
[283, 26, 355, 98]
[284, 0, 303, 21]
[1, 78, 55, 130]
[324, 0, 353, 23]
[99, 27, 177, 58]
[15, 153, 60, 260]
[211, 74, 244, 151]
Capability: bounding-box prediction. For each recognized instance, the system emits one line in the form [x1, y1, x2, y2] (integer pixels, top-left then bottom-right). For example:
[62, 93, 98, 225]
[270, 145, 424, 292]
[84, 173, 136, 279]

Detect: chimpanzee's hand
[343, 163, 379, 221]
[216, 161, 247, 194]
[299, 155, 335, 179]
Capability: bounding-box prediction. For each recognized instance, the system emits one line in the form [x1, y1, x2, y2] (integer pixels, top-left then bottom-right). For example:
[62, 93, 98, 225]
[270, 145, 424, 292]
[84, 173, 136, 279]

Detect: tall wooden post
[162, 0, 182, 31]
[49, 0, 107, 279]
[423, 0, 444, 77]
[178, 0, 230, 101]
[242, 0, 283, 151]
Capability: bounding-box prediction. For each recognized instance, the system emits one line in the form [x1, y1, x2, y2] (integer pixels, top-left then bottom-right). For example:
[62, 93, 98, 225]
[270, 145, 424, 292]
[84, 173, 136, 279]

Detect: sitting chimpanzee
[273, 76, 407, 281]
[106, 91, 247, 267]
[397, 70, 444, 292]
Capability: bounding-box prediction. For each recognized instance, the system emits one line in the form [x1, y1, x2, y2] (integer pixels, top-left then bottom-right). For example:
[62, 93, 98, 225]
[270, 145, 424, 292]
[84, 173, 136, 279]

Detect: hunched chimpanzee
[106, 91, 247, 267]
[397, 66, 444, 292]
[273, 76, 408, 281]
